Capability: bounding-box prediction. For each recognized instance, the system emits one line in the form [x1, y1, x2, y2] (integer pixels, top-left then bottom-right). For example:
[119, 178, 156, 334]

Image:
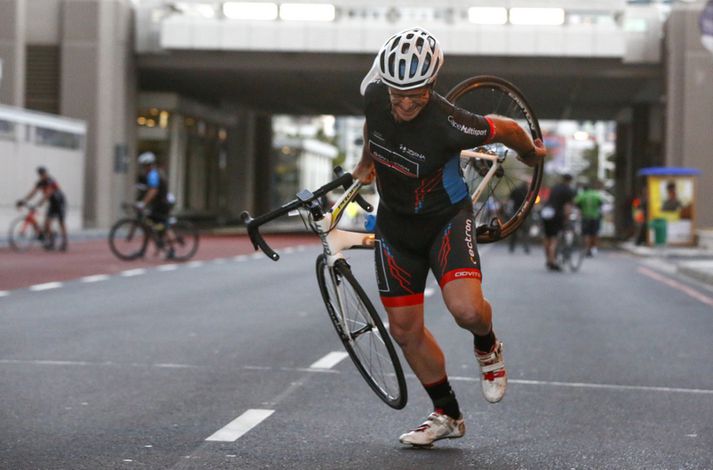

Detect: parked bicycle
[556, 211, 585, 272]
[242, 76, 543, 409]
[108, 203, 199, 261]
[8, 203, 57, 252]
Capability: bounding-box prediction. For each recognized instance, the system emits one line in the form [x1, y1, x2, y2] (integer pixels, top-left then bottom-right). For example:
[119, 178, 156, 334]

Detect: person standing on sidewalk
[16, 166, 68, 251]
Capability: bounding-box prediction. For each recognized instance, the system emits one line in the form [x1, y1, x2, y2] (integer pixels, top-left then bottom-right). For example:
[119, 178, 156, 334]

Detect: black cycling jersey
[35, 177, 64, 204]
[364, 81, 494, 216]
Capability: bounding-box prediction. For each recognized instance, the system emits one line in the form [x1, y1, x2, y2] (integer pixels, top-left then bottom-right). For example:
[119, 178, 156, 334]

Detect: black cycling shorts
[542, 216, 563, 238]
[374, 199, 482, 308]
[581, 218, 601, 236]
[46, 198, 66, 223]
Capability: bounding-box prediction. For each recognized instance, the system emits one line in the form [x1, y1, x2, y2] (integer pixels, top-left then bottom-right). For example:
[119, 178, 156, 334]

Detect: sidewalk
[617, 241, 713, 287]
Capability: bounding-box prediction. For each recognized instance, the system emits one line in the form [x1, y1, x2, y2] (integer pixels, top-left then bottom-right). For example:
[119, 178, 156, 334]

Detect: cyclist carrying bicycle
[136, 151, 176, 259]
[353, 27, 547, 446]
[16, 166, 68, 251]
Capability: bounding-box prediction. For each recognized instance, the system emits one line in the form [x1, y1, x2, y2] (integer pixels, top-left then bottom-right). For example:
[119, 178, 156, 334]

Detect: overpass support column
[225, 111, 273, 220]
[60, 0, 136, 228]
[664, 5, 713, 228]
[0, 0, 26, 106]
[613, 103, 664, 238]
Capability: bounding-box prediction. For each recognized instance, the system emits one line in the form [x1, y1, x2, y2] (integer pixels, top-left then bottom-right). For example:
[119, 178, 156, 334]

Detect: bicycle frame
[460, 149, 506, 206]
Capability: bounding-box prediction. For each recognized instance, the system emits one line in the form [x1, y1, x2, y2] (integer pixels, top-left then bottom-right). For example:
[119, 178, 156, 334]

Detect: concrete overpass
[1, 0, 711, 234]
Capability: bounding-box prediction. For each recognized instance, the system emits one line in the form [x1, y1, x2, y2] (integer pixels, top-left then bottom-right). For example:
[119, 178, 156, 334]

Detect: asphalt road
[1, 241, 712, 469]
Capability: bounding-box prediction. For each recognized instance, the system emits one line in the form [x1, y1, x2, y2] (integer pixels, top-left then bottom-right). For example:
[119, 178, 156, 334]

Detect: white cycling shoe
[399, 411, 465, 447]
[476, 341, 508, 403]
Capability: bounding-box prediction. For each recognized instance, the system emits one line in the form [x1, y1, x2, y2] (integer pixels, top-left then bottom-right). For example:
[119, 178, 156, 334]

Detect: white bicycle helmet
[360, 27, 443, 94]
[138, 151, 156, 165]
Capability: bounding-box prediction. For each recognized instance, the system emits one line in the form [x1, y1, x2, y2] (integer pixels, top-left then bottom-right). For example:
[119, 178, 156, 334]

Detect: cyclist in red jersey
[16, 166, 68, 251]
[353, 27, 546, 446]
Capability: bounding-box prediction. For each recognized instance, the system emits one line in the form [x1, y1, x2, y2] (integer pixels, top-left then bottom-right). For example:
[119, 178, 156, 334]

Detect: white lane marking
[157, 264, 178, 272]
[234, 255, 249, 262]
[187, 260, 204, 268]
[283, 247, 296, 254]
[309, 351, 349, 369]
[120, 268, 146, 277]
[0, 291, 9, 297]
[638, 267, 713, 308]
[424, 287, 436, 297]
[80, 274, 110, 283]
[250, 253, 262, 260]
[29, 282, 62, 291]
[205, 409, 274, 442]
[445, 374, 713, 395]
[296, 245, 307, 252]
[212, 258, 227, 265]
[0, 359, 201, 369]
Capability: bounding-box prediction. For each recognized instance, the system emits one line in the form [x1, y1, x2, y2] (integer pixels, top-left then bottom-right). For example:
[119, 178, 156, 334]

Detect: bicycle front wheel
[566, 230, 585, 272]
[8, 216, 39, 252]
[316, 255, 407, 409]
[169, 220, 199, 261]
[447, 76, 544, 243]
[108, 218, 148, 260]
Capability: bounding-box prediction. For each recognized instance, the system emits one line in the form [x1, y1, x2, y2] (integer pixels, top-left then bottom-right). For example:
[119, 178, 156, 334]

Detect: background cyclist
[353, 27, 546, 447]
[16, 166, 68, 251]
[540, 173, 575, 271]
[136, 151, 176, 259]
[575, 180, 604, 257]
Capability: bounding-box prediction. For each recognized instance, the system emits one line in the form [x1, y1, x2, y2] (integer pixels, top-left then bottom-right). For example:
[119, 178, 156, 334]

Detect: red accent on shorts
[380, 293, 424, 308]
[439, 268, 482, 288]
[484, 117, 496, 144]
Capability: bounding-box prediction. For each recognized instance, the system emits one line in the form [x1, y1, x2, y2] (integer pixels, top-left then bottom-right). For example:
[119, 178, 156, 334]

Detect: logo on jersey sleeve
[448, 115, 488, 137]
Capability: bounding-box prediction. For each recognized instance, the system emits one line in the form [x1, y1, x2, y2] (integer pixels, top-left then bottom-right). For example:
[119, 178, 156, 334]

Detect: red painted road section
[0, 234, 318, 291]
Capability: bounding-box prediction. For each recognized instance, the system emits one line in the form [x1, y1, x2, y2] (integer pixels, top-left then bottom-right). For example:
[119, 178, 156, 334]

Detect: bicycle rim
[446, 76, 544, 243]
[568, 233, 585, 272]
[170, 220, 199, 260]
[8, 217, 38, 252]
[108, 219, 148, 260]
[316, 255, 407, 409]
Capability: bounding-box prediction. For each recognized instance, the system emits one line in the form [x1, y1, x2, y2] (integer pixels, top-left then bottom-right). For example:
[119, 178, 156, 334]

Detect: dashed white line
[212, 258, 227, 265]
[234, 255, 249, 262]
[120, 268, 146, 277]
[29, 282, 62, 291]
[250, 253, 262, 260]
[0, 291, 9, 297]
[309, 351, 349, 369]
[424, 287, 436, 297]
[205, 409, 275, 442]
[80, 274, 110, 283]
[187, 260, 204, 268]
[283, 247, 296, 254]
[157, 264, 179, 272]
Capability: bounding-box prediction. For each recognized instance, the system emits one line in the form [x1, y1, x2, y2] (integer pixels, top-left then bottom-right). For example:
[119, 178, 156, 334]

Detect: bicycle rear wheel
[446, 75, 544, 243]
[316, 255, 407, 409]
[8, 216, 39, 252]
[108, 218, 148, 260]
[169, 220, 199, 261]
[566, 229, 585, 272]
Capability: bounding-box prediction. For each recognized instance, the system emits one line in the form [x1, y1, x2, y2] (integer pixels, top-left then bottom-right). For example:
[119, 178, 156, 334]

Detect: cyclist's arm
[142, 188, 158, 206]
[352, 124, 376, 185]
[141, 169, 160, 205]
[486, 115, 546, 167]
[18, 187, 39, 205]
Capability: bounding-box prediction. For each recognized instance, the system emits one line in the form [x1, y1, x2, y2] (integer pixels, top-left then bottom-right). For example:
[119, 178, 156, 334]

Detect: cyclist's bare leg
[385, 304, 447, 385]
[441, 278, 492, 336]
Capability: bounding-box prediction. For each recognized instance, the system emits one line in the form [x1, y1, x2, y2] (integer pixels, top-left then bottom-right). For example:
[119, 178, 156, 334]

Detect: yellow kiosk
[638, 167, 701, 246]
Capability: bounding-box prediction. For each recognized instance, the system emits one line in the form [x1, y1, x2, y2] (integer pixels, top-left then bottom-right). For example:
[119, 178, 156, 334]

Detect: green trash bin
[650, 218, 667, 246]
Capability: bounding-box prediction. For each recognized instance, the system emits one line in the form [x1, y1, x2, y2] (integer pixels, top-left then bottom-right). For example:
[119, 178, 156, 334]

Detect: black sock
[474, 329, 496, 353]
[424, 377, 460, 419]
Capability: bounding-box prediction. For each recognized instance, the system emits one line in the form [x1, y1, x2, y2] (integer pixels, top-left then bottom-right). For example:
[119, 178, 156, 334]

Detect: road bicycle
[8, 203, 57, 252]
[108, 204, 199, 261]
[241, 76, 543, 409]
[556, 211, 585, 272]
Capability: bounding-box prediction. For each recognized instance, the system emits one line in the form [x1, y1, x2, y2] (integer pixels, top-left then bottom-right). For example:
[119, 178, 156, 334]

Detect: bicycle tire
[108, 218, 148, 260]
[446, 75, 544, 243]
[169, 220, 199, 261]
[567, 231, 585, 272]
[8, 216, 40, 252]
[316, 255, 407, 409]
